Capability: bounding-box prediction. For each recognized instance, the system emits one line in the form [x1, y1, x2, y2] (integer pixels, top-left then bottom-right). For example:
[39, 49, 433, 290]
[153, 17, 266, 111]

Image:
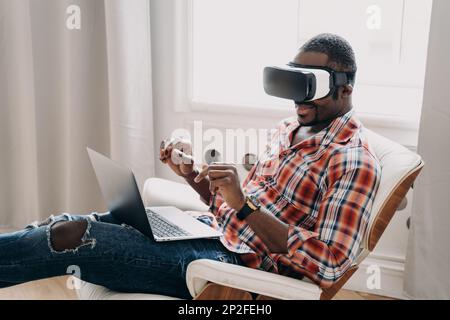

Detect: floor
[0, 276, 393, 300]
[0, 276, 78, 300]
[0, 227, 393, 300]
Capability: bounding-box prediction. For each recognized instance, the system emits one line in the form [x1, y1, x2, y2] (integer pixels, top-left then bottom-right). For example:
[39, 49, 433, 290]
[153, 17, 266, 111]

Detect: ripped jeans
[0, 212, 243, 299]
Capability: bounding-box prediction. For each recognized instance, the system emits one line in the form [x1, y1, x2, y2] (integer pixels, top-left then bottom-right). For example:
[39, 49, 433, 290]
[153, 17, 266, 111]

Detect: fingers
[209, 177, 232, 193]
[204, 163, 237, 172]
[159, 138, 192, 163]
[208, 170, 235, 179]
[167, 137, 191, 153]
[159, 149, 168, 163]
[160, 139, 167, 151]
[194, 165, 209, 183]
[159, 139, 169, 163]
[194, 163, 237, 183]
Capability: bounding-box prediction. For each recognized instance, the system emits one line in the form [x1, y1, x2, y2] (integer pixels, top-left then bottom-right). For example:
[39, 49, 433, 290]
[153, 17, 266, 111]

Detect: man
[0, 33, 380, 298]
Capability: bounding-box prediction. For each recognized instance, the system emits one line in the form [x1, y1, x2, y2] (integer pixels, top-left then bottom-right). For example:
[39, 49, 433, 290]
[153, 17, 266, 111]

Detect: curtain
[0, 0, 154, 228]
[404, 0, 450, 299]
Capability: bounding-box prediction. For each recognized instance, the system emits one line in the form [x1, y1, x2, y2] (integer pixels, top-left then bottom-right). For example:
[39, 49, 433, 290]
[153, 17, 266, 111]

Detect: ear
[341, 84, 353, 98]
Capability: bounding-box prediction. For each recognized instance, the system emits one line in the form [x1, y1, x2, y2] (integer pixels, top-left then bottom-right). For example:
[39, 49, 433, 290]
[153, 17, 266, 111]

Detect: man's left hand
[194, 163, 246, 211]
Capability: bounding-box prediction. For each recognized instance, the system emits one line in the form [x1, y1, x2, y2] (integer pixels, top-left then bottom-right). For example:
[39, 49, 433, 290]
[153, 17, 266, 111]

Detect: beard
[296, 101, 320, 126]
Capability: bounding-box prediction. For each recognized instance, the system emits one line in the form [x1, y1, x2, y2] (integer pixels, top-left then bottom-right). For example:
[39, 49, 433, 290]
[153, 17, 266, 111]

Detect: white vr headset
[263, 62, 355, 103]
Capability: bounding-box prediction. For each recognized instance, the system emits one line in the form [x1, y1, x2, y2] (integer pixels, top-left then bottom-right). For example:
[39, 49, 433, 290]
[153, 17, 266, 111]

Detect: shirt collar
[282, 110, 361, 151]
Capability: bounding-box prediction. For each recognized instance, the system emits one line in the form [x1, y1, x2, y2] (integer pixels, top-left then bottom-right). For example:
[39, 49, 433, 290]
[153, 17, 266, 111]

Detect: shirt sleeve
[209, 191, 225, 216]
[272, 147, 381, 288]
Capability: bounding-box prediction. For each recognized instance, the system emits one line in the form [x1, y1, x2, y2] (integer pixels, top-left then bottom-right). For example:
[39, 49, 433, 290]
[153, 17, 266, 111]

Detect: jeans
[0, 212, 244, 299]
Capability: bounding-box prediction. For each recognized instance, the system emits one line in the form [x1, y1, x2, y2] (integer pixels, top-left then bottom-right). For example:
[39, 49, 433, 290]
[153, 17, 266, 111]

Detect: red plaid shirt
[208, 110, 381, 288]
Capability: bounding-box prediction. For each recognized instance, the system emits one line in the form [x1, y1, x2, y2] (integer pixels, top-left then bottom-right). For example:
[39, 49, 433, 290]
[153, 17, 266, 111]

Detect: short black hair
[300, 33, 357, 84]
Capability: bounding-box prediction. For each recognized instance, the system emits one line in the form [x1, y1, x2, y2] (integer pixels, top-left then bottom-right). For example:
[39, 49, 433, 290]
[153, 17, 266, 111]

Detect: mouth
[295, 103, 316, 116]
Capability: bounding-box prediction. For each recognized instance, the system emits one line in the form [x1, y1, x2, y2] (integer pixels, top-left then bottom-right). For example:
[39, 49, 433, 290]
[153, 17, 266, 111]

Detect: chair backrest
[320, 129, 424, 300]
[362, 129, 424, 252]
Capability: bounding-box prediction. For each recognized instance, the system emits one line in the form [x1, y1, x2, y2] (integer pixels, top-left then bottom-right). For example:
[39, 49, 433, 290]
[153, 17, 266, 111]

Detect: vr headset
[263, 62, 355, 103]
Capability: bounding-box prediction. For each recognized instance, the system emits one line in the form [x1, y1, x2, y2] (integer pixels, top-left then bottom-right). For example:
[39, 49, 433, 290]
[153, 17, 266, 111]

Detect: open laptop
[87, 148, 222, 242]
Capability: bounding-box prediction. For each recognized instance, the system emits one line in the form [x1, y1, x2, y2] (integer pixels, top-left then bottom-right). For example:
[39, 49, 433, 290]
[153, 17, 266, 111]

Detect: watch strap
[236, 197, 259, 221]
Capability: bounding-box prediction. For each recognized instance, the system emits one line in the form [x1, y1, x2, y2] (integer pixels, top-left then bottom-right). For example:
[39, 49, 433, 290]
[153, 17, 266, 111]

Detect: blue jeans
[0, 213, 243, 299]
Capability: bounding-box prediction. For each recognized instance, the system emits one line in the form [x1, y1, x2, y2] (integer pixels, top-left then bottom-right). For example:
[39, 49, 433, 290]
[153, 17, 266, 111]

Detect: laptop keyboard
[146, 210, 192, 238]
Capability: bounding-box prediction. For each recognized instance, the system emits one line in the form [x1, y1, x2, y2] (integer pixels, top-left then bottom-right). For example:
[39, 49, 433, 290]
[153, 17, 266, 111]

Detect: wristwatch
[236, 194, 261, 221]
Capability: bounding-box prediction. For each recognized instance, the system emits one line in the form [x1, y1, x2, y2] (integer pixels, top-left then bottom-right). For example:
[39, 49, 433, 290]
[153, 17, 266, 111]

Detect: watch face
[248, 195, 260, 209]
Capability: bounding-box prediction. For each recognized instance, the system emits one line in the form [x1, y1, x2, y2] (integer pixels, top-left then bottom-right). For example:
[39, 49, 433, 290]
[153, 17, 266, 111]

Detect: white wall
[150, 0, 422, 299]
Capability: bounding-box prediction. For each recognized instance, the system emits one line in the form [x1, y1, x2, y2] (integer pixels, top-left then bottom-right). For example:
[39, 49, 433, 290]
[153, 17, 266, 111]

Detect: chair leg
[320, 265, 359, 300]
[194, 283, 253, 300]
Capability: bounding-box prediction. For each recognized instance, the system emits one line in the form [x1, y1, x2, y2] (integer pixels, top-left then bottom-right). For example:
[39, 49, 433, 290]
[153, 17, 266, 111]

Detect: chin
[297, 116, 317, 126]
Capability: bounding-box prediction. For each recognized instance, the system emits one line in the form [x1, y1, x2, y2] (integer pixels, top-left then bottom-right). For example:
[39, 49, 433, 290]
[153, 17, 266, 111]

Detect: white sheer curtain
[404, 0, 450, 299]
[0, 0, 154, 228]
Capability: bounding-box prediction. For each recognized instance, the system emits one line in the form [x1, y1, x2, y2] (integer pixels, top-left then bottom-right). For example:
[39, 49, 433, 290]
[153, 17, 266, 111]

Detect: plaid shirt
[207, 110, 381, 288]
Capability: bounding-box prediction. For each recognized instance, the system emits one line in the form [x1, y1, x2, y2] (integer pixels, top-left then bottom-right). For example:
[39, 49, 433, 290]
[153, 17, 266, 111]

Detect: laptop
[87, 148, 222, 241]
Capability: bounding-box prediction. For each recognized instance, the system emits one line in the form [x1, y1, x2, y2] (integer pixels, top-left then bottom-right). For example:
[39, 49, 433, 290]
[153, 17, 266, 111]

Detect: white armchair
[77, 129, 423, 300]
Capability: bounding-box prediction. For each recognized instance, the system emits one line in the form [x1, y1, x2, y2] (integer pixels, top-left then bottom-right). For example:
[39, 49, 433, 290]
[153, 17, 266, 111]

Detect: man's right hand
[159, 138, 195, 178]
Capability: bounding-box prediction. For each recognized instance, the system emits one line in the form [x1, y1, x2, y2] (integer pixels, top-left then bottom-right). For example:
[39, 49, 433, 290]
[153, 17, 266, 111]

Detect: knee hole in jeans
[48, 220, 96, 253]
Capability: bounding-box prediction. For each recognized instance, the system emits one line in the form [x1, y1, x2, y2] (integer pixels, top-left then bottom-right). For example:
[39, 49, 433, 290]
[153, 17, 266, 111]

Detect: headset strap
[287, 62, 355, 86]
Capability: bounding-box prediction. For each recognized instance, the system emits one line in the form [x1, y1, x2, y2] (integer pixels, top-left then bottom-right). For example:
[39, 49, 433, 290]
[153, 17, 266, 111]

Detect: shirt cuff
[286, 225, 319, 257]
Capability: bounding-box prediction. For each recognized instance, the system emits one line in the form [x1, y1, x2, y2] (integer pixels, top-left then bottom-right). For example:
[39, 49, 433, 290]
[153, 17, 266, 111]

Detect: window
[190, 0, 433, 126]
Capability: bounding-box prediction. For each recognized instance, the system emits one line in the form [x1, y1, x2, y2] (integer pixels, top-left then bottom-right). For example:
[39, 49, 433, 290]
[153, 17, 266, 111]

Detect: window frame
[174, 0, 430, 131]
